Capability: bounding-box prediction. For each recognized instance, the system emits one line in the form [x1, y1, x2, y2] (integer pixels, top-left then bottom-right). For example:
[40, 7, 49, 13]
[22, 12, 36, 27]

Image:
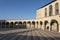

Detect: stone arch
[32, 21, 35, 28]
[40, 21, 43, 30]
[6, 22, 9, 28]
[49, 5, 53, 16]
[2, 22, 5, 28]
[10, 22, 14, 28]
[23, 21, 26, 28]
[50, 19, 59, 32]
[15, 22, 19, 28]
[44, 20, 49, 30]
[27, 21, 31, 28]
[55, 3, 59, 15]
[19, 21, 22, 28]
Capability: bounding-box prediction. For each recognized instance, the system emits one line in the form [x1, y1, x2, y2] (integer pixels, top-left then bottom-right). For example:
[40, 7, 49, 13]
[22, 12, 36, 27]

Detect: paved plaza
[0, 29, 60, 40]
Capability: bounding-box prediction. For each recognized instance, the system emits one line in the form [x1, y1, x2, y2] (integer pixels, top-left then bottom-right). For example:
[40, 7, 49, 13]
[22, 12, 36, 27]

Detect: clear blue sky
[0, 0, 52, 20]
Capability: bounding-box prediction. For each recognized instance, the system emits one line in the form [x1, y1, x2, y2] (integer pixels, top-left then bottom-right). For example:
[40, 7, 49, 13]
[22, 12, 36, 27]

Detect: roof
[37, 0, 57, 10]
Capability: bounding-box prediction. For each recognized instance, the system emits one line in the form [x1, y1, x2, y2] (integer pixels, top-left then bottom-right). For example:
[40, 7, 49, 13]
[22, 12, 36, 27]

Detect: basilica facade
[0, 0, 60, 32]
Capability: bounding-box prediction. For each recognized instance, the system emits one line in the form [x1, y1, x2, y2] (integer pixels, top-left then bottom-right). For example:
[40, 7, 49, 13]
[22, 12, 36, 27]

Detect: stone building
[0, 0, 60, 32]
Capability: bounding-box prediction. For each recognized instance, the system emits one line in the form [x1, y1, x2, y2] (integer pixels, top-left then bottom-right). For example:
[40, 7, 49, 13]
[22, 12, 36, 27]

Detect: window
[49, 5, 53, 16]
[45, 8, 47, 17]
[55, 3, 59, 15]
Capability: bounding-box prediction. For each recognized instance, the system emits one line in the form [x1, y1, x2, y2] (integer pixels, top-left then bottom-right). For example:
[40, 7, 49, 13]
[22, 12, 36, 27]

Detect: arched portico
[2, 22, 5, 28]
[36, 21, 39, 29]
[50, 20, 59, 32]
[32, 21, 35, 29]
[19, 22, 22, 28]
[23, 21, 26, 28]
[15, 22, 19, 28]
[44, 20, 49, 30]
[6, 22, 9, 28]
[10, 22, 14, 28]
[40, 21, 43, 30]
[27, 21, 31, 29]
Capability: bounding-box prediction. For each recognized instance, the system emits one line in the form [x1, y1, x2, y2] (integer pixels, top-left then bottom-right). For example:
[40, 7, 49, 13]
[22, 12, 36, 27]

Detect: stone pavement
[0, 29, 60, 40]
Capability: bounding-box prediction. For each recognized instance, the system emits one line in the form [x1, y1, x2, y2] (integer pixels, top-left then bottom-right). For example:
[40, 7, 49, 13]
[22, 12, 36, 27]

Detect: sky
[0, 0, 52, 20]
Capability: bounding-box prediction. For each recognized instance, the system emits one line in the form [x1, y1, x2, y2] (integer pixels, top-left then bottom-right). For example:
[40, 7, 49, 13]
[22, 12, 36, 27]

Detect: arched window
[45, 8, 47, 17]
[55, 3, 59, 15]
[49, 5, 53, 16]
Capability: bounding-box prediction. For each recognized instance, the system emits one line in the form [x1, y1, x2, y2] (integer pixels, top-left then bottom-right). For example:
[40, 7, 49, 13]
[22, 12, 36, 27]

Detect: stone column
[40, 25, 42, 30]
[59, 24, 60, 32]
[38, 22, 40, 29]
[1, 22, 2, 29]
[5, 22, 6, 29]
[53, 4, 55, 15]
[30, 23, 32, 29]
[35, 23, 37, 29]
[18, 22, 19, 28]
[31, 23, 35, 29]
[26, 23, 31, 29]
[30, 22, 32, 30]
[30, 23, 31, 29]
[13, 23, 14, 28]
[49, 24, 50, 31]
[9, 23, 10, 29]
[42, 23, 44, 30]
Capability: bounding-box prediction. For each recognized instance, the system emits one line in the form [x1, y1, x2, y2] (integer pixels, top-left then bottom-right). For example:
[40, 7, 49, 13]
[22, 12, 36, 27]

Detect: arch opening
[15, 22, 18, 28]
[23, 22, 26, 29]
[10, 22, 14, 28]
[6, 22, 9, 28]
[40, 21, 43, 29]
[32, 21, 35, 29]
[19, 22, 22, 28]
[44, 21, 49, 30]
[27, 21, 31, 29]
[50, 20, 59, 32]
[2, 22, 5, 28]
